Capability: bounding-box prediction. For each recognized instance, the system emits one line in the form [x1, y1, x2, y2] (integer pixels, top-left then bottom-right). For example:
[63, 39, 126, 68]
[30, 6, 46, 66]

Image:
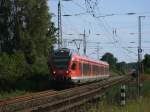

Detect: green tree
[142, 54, 150, 73]
[14, 0, 56, 63]
[117, 62, 127, 74]
[1, 0, 56, 61]
[0, 0, 14, 53]
[0, 51, 28, 90]
[0, 0, 57, 91]
[101, 52, 118, 70]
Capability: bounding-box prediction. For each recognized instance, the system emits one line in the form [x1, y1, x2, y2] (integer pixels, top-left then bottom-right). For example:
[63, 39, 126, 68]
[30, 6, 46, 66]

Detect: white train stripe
[71, 75, 110, 80]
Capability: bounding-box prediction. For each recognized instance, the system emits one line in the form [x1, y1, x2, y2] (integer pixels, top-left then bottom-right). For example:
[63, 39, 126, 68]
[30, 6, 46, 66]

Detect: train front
[48, 48, 72, 83]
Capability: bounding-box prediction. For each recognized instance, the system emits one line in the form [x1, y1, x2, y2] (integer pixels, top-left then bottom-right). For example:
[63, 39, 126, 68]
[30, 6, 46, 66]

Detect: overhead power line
[50, 0, 149, 62]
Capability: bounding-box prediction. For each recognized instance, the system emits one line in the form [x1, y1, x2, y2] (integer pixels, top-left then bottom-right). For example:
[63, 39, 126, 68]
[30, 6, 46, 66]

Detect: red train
[48, 48, 110, 84]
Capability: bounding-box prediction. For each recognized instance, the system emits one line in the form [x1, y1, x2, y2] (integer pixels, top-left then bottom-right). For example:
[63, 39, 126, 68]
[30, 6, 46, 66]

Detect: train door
[71, 61, 78, 77]
[79, 61, 83, 77]
[91, 63, 93, 76]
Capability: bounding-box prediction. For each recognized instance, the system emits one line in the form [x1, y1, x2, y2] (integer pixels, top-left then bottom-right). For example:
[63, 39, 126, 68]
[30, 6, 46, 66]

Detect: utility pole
[137, 16, 145, 96]
[83, 29, 86, 56]
[58, 0, 62, 48]
[63, 39, 67, 48]
[80, 29, 87, 56]
[72, 39, 82, 54]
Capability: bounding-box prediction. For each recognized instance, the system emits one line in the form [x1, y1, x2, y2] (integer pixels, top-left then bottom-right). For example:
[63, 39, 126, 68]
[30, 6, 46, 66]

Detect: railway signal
[120, 84, 126, 106]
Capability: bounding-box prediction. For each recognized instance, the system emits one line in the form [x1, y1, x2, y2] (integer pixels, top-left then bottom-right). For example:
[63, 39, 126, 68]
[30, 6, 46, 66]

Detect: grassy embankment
[84, 74, 150, 112]
[0, 90, 28, 100]
[86, 96, 150, 112]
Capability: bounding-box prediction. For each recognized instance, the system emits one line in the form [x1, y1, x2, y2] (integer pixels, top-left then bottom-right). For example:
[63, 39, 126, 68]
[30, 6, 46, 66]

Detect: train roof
[52, 48, 109, 66]
[72, 53, 109, 66]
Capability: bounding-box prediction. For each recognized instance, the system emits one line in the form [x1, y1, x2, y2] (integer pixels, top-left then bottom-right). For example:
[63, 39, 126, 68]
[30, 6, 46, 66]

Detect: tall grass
[84, 75, 150, 112]
[0, 90, 27, 100]
[86, 96, 150, 112]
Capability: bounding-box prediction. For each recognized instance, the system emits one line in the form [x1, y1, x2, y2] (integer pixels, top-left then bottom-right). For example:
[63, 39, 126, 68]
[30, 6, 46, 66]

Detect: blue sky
[48, 0, 150, 62]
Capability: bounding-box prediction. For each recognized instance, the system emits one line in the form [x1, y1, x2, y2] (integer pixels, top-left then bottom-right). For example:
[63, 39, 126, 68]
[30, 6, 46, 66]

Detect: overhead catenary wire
[87, 3, 139, 60]
[49, 0, 149, 62]
[71, 1, 137, 60]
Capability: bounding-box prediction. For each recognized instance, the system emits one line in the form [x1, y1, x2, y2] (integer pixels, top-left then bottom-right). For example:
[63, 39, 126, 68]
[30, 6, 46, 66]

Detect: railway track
[0, 75, 132, 112]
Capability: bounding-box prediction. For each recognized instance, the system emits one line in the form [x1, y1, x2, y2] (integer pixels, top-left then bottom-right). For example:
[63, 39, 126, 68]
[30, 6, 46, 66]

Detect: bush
[0, 52, 50, 91]
[16, 56, 51, 91]
[30, 55, 49, 75]
[0, 52, 28, 90]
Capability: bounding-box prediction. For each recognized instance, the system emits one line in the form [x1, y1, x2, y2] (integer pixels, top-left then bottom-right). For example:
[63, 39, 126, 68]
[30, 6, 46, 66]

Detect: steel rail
[0, 90, 56, 104]
[21, 76, 130, 112]
[0, 75, 131, 112]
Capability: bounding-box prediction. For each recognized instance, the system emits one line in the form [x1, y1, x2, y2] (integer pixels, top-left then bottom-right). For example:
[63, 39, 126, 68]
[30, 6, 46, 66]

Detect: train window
[71, 63, 76, 70]
[83, 63, 89, 76]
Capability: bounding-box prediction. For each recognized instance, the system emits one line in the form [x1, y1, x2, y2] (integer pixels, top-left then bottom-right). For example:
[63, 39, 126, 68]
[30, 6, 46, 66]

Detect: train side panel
[71, 58, 109, 83]
[48, 48, 110, 84]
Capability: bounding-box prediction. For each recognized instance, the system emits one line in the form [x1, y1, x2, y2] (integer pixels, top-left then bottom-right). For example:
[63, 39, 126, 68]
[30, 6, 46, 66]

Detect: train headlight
[53, 71, 56, 74]
[66, 70, 69, 74]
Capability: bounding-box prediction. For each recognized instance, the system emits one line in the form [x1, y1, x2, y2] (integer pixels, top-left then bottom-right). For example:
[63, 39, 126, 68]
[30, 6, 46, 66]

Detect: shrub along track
[0, 75, 132, 112]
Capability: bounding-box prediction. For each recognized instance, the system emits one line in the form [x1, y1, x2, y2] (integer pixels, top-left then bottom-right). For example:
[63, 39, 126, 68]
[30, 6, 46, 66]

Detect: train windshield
[51, 48, 71, 70]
